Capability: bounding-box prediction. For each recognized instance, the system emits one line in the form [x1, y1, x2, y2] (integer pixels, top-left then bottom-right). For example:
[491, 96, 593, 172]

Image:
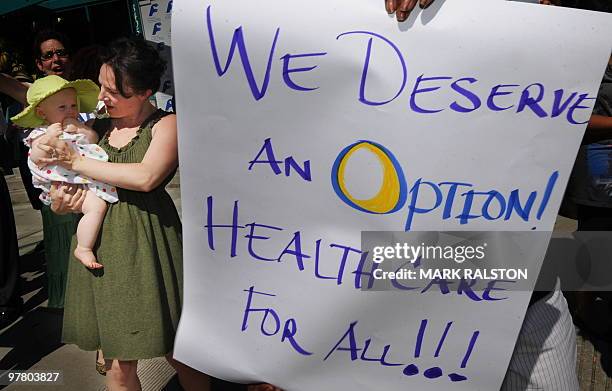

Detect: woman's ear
[135, 89, 153, 103]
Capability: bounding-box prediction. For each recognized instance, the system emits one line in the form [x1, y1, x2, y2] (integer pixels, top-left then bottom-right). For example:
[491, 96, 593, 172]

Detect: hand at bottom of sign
[247, 384, 283, 391]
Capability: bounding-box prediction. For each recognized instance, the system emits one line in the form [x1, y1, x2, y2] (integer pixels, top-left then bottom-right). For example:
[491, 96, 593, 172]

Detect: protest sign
[139, 0, 175, 111]
[171, 0, 612, 389]
[139, 0, 172, 45]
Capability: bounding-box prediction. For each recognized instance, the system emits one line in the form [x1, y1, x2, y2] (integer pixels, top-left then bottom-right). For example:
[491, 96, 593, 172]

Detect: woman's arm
[0, 73, 28, 105]
[582, 114, 612, 144]
[41, 114, 178, 192]
[31, 120, 98, 166]
[588, 114, 612, 131]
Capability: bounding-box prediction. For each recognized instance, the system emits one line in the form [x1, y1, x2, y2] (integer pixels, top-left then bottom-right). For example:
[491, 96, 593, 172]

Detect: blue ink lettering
[281, 52, 327, 92]
[336, 31, 407, 106]
[450, 78, 481, 113]
[410, 75, 452, 114]
[567, 93, 596, 125]
[487, 84, 519, 111]
[206, 6, 279, 100]
[517, 83, 547, 118]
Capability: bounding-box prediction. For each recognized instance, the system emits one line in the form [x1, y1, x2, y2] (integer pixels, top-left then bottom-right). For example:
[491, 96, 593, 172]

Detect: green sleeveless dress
[41, 206, 78, 308]
[62, 110, 183, 360]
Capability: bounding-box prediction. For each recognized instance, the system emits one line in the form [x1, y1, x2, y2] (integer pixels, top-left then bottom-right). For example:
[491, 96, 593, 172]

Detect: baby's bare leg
[74, 190, 107, 269]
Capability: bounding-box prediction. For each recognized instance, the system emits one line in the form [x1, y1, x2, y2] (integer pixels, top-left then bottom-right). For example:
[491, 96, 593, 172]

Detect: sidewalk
[1, 168, 182, 391]
[1, 168, 610, 390]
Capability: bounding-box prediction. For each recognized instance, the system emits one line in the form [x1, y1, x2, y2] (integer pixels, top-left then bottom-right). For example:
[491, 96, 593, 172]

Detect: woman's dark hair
[32, 29, 71, 59]
[65, 44, 105, 85]
[101, 38, 166, 98]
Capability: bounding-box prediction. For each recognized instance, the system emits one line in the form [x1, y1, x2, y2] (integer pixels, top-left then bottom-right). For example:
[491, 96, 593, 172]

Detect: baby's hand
[62, 117, 99, 144]
[62, 117, 80, 134]
[46, 123, 64, 139]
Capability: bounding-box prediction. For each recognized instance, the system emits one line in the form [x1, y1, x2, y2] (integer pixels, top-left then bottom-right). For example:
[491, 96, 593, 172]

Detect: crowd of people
[0, 0, 610, 391]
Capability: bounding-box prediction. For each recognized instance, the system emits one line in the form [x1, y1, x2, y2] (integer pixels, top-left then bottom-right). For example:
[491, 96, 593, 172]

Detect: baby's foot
[74, 246, 103, 269]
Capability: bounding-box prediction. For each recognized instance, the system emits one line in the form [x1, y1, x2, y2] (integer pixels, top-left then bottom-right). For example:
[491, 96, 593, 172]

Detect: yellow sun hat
[11, 75, 100, 128]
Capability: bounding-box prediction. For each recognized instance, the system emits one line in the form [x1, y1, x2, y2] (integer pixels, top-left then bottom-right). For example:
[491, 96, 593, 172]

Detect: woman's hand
[36, 137, 81, 171]
[49, 182, 87, 214]
[386, 0, 434, 22]
[29, 124, 64, 167]
[247, 384, 283, 391]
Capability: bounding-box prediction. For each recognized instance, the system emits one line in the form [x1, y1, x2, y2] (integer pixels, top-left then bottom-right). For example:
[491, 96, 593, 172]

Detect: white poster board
[171, 1, 612, 389]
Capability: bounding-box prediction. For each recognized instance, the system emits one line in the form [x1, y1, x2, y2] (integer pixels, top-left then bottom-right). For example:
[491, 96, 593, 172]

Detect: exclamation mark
[403, 320, 452, 379]
[536, 170, 559, 220]
[414, 319, 427, 358]
[422, 321, 451, 379]
[434, 321, 453, 358]
[460, 330, 479, 368]
[448, 330, 480, 382]
[402, 319, 427, 376]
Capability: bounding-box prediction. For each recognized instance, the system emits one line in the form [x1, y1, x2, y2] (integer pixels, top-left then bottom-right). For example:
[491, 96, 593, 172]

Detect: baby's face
[36, 88, 78, 124]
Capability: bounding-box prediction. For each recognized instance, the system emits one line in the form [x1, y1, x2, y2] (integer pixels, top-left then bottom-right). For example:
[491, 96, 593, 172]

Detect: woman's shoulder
[155, 111, 176, 124]
[151, 111, 176, 137]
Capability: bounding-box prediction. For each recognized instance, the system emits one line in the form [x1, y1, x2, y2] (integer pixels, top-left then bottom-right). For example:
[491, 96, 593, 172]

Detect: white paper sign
[171, 1, 612, 390]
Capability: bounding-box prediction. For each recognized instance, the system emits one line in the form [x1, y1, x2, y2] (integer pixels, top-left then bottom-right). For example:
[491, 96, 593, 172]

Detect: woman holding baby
[35, 38, 210, 391]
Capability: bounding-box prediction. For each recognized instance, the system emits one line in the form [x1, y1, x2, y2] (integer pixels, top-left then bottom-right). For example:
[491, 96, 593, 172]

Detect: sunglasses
[40, 49, 68, 61]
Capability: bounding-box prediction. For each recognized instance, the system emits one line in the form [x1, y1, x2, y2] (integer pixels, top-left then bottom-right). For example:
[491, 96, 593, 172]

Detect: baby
[12, 75, 118, 269]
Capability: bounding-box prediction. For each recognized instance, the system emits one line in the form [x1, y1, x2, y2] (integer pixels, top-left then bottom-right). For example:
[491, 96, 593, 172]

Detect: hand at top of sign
[247, 384, 283, 391]
[385, 0, 434, 22]
[539, 0, 561, 5]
